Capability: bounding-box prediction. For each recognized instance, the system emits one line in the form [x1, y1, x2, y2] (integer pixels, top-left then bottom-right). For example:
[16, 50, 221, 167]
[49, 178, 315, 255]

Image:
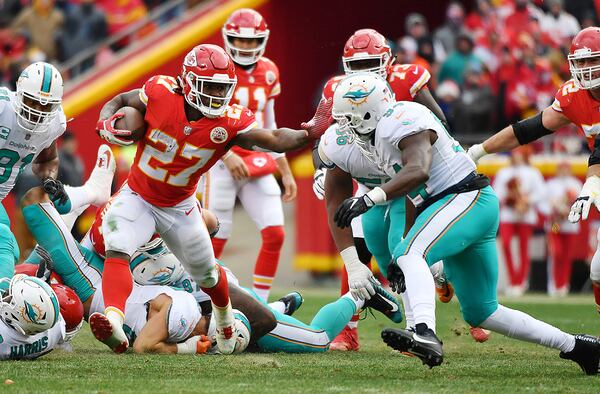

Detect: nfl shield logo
[183, 125, 192, 135]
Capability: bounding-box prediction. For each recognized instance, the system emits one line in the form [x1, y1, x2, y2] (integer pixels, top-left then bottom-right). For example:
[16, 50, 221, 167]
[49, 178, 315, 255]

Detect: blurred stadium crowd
[1, 0, 599, 297]
[0, 0, 204, 83]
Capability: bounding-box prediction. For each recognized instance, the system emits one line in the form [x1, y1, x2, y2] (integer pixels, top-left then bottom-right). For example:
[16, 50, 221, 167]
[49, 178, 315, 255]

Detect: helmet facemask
[13, 91, 61, 133]
[223, 29, 269, 66]
[568, 49, 600, 89]
[183, 71, 237, 118]
[343, 52, 391, 78]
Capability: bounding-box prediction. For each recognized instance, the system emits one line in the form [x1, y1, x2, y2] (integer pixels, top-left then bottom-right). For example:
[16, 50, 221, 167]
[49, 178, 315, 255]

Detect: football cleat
[469, 327, 491, 343]
[559, 334, 600, 375]
[84, 144, 116, 207]
[363, 284, 403, 323]
[382, 324, 444, 368]
[330, 326, 360, 351]
[278, 292, 304, 316]
[212, 302, 236, 355]
[89, 312, 129, 354]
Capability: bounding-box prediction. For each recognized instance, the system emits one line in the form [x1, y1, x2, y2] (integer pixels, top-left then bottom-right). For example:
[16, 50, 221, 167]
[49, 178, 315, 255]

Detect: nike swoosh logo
[412, 333, 438, 345]
[185, 207, 195, 216]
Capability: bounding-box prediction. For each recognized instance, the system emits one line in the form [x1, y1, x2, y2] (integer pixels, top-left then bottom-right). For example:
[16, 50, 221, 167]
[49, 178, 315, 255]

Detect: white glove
[569, 176, 600, 223]
[341, 246, 379, 300]
[312, 168, 326, 200]
[467, 143, 487, 164]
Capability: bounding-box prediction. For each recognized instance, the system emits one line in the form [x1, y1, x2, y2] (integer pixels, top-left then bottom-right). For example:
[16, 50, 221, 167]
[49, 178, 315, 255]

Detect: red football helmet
[222, 8, 269, 66]
[342, 29, 393, 77]
[50, 284, 83, 332]
[568, 27, 600, 89]
[180, 44, 237, 118]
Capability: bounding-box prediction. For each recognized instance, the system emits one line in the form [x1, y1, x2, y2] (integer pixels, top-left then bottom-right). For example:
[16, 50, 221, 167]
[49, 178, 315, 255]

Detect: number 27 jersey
[128, 75, 257, 207]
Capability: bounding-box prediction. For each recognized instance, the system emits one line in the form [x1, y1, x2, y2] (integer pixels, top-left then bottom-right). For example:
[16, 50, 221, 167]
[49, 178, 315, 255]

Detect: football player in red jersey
[200, 9, 295, 302]
[312, 28, 466, 351]
[469, 27, 600, 317]
[94, 44, 330, 354]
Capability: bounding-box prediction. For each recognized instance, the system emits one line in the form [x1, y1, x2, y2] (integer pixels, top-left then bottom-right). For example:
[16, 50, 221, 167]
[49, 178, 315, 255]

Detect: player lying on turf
[468, 27, 600, 317]
[328, 73, 600, 375]
[0, 274, 83, 360]
[94, 43, 332, 354]
[21, 183, 403, 355]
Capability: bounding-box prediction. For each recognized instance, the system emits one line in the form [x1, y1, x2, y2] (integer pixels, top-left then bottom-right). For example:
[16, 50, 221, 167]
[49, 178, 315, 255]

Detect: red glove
[95, 112, 133, 146]
[301, 97, 334, 140]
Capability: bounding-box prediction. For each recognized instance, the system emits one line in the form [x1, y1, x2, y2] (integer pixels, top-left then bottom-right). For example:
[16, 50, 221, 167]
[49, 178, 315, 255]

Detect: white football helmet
[207, 309, 251, 354]
[331, 73, 394, 138]
[12, 62, 63, 133]
[0, 274, 60, 336]
[131, 243, 186, 286]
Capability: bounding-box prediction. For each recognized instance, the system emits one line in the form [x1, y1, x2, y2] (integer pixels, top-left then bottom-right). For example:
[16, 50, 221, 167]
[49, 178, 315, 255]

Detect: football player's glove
[301, 98, 333, 140]
[569, 176, 600, 223]
[312, 167, 326, 200]
[334, 194, 375, 228]
[96, 112, 133, 146]
[43, 177, 68, 206]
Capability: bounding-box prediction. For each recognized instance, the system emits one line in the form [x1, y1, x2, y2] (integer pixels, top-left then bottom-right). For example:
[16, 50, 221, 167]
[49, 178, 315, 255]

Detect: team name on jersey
[9, 336, 48, 359]
[8, 141, 36, 151]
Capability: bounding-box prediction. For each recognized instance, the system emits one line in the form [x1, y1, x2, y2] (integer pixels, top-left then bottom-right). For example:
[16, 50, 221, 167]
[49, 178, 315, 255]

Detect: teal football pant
[22, 202, 102, 303]
[361, 197, 406, 277]
[0, 202, 19, 291]
[244, 288, 357, 353]
[393, 186, 500, 327]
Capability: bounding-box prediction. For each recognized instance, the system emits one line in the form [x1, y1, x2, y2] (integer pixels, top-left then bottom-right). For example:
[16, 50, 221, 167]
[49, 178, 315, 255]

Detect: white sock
[400, 291, 414, 329]
[480, 304, 575, 352]
[346, 320, 358, 329]
[65, 185, 94, 211]
[253, 287, 270, 302]
[342, 292, 365, 310]
[60, 204, 89, 231]
[396, 255, 436, 332]
[268, 301, 286, 314]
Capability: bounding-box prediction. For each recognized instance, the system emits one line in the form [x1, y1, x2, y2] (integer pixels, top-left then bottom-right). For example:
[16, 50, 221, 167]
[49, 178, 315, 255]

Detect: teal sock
[310, 297, 357, 341]
[0, 223, 19, 292]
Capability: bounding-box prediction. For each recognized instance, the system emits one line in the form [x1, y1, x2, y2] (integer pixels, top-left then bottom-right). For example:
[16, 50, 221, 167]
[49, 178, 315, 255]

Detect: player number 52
[138, 129, 215, 187]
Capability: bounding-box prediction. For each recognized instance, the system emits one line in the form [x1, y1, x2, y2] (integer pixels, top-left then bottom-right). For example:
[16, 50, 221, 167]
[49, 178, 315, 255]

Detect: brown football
[114, 106, 146, 142]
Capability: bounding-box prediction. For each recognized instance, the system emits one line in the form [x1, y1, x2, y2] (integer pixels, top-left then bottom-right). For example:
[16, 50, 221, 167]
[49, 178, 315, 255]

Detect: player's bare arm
[275, 156, 297, 201]
[325, 166, 355, 250]
[413, 88, 449, 129]
[99, 89, 146, 120]
[470, 107, 570, 161]
[232, 127, 310, 153]
[380, 131, 435, 199]
[32, 141, 59, 180]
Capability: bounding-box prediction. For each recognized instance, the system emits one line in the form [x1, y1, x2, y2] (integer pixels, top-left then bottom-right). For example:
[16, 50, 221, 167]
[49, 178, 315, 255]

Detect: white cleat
[84, 144, 116, 207]
[212, 302, 236, 355]
[89, 312, 129, 354]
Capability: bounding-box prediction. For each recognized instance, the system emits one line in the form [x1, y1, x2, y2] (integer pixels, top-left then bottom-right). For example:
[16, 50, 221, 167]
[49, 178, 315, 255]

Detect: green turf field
[0, 290, 598, 393]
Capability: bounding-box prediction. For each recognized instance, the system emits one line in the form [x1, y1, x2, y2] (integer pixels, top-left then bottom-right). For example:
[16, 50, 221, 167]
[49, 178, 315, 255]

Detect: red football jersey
[231, 57, 281, 128]
[322, 63, 431, 102]
[128, 75, 257, 207]
[552, 79, 600, 151]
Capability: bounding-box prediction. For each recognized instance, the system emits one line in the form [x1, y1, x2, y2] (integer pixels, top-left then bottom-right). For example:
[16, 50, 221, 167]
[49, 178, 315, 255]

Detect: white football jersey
[362, 101, 475, 207]
[0, 87, 66, 201]
[0, 316, 66, 360]
[91, 284, 201, 344]
[318, 124, 391, 191]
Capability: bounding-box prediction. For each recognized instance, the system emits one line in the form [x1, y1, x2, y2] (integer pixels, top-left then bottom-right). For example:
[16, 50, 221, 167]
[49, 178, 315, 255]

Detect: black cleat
[560, 334, 600, 375]
[364, 284, 403, 323]
[382, 323, 443, 368]
[278, 292, 304, 316]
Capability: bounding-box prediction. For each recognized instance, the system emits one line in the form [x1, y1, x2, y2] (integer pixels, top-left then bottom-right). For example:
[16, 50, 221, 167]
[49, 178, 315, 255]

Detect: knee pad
[255, 175, 282, 196]
[591, 262, 600, 282]
[261, 226, 285, 249]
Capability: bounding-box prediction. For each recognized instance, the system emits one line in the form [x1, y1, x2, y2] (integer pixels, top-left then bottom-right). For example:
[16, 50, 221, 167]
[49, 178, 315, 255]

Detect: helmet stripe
[41, 64, 52, 93]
